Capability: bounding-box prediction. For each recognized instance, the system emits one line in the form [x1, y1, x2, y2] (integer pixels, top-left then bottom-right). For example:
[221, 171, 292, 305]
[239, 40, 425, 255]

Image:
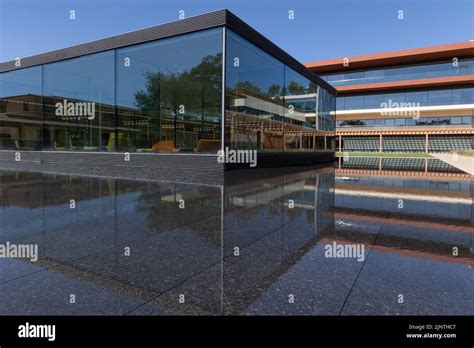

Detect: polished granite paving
[0, 165, 473, 315]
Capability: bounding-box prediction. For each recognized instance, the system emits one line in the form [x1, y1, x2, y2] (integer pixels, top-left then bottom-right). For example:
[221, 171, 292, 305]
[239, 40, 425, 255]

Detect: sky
[0, 0, 473, 64]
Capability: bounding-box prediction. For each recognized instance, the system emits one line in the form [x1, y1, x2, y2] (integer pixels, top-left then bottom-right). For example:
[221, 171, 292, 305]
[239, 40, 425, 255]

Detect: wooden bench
[151, 140, 180, 153]
[194, 139, 221, 153]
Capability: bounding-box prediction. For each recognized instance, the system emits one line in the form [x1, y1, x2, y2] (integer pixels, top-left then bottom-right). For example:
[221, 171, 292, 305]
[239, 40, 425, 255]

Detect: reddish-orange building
[305, 41, 474, 153]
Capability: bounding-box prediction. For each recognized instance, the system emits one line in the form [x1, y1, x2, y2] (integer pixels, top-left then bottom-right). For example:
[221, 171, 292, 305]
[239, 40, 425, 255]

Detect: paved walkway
[431, 153, 474, 175]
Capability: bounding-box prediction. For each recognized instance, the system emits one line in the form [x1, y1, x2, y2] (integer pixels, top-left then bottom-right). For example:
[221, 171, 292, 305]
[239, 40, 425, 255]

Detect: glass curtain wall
[283, 68, 318, 151]
[224, 29, 335, 153]
[0, 67, 42, 150]
[0, 26, 335, 154]
[225, 29, 285, 152]
[337, 87, 474, 110]
[322, 58, 474, 86]
[337, 116, 473, 128]
[116, 28, 223, 153]
[0, 27, 223, 153]
[318, 88, 336, 131]
[42, 51, 115, 151]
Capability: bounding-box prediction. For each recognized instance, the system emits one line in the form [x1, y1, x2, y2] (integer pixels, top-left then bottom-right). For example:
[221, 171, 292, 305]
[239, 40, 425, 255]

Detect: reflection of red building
[333, 173, 474, 266]
[305, 42, 474, 154]
[335, 156, 473, 179]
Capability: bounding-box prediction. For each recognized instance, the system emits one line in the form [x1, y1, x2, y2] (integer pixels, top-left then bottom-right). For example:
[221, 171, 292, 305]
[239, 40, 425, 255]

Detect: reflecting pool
[0, 163, 473, 315]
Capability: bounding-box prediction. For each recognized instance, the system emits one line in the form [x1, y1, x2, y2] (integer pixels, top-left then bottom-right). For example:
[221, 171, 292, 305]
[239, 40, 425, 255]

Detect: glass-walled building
[0, 28, 223, 153]
[305, 41, 474, 154]
[0, 10, 335, 168]
[225, 29, 335, 154]
[322, 58, 474, 87]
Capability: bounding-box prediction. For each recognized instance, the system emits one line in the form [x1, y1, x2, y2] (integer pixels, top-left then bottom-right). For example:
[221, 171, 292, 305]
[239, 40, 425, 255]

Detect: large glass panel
[336, 97, 345, 110]
[43, 51, 115, 151]
[459, 59, 474, 75]
[375, 119, 384, 126]
[0, 67, 42, 150]
[428, 89, 453, 105]
[284, 67, 319, 150]
[383, 92, 405, 105]
[225, 29, 285, 152]
[462, 116, 472, 125]
[364, 69, 385, 84]
[451, 117, 462, 125]
[225, 29, 335, 153]
[325, 73, 344, 83]
[345, 71, 364, 83]
[363, 94, 386, 109]
[405, 90, 428, 106]
[395, 118, 405, 126]
[426, 62, 452, 78]
[384, 66, 404, 82]
[344, 95, 363, 110]
[405, 64, 428, 80]
[318, 87, 336, 131]
[116, 28, 223, 153]
[453, 87, 474, 104]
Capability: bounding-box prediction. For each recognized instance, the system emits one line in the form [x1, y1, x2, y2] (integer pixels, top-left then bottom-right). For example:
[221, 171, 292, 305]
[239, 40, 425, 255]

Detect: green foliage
[134, 53, 222, 117]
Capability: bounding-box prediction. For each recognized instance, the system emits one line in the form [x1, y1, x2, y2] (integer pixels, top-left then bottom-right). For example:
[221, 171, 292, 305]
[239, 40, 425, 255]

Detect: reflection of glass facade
[337, 87, 474, 110]
[0, 13, 335, 158]
[322, 58, 474, 86]
[225, 30, 335, 153]
[0, 165, 334, 315]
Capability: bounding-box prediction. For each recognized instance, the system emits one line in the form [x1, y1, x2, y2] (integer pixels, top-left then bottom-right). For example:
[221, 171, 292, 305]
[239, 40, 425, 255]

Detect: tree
[132, 53, 223, 147]
[267, 84, 282, 97]
[287, 81, 306, 95]
[235, 81, 262, 95]
[134, 53, 222, 117]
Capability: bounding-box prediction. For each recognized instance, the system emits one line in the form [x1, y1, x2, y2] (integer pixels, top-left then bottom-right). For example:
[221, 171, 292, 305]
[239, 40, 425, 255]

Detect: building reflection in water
[0, 166, 334, 315]
[337, 156, 471, 178]
[0, 159, 473, 315]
